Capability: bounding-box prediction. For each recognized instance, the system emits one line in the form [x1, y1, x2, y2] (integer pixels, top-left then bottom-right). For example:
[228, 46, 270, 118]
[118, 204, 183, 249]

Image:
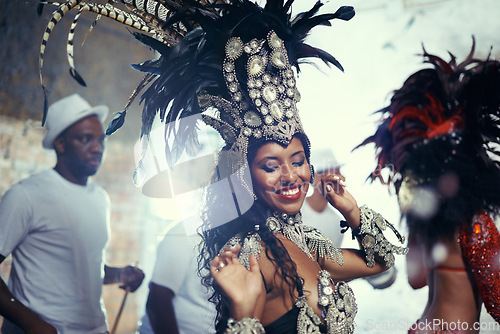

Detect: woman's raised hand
[320, 174, 360, 229]
[210, 245, 265, 320]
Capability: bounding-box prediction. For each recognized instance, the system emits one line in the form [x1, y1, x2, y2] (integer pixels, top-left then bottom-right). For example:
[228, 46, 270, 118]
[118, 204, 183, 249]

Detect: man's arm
[0, 255, 57, 334]
[146, 282, 180, 334]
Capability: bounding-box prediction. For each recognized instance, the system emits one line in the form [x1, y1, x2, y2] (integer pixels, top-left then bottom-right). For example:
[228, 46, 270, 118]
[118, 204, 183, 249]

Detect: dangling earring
[309, 164, 315, 184]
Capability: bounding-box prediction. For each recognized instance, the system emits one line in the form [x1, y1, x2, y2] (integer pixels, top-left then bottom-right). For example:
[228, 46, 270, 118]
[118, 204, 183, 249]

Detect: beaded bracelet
[341, 205, 408, 267]
[225, 317, 265, 334]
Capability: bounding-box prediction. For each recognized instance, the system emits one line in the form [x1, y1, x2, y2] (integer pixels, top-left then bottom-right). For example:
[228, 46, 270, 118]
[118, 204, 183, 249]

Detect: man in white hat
[0, 94, 144, 334]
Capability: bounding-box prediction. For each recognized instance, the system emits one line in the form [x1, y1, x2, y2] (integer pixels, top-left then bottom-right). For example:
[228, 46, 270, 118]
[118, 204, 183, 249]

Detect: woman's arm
[317, 174, 407, 279]
[319, 248, 388, 281]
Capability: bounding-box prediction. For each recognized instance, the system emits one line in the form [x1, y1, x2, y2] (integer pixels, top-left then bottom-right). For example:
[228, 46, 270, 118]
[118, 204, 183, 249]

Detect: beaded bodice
[222, 211, 356, 333]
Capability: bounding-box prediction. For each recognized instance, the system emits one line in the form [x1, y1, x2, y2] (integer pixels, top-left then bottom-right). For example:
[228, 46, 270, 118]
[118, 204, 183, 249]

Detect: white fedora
[42, 94, 109, 149]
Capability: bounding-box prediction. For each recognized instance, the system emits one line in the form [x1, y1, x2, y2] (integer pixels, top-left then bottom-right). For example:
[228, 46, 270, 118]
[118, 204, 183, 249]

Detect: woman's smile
[274, 184, 302, 200]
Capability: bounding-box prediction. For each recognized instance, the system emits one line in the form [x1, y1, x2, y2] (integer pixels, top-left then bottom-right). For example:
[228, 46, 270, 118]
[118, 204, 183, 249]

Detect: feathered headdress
[357, 38, 500, 243]
[38, 0, 354, 179]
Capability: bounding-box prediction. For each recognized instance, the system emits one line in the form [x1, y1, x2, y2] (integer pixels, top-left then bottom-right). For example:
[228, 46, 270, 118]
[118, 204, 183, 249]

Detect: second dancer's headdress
[357, 39, 500, 243]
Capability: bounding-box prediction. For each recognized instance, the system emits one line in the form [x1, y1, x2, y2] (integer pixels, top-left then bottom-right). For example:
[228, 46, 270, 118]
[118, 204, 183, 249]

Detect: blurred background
[0, 0, 499, 333]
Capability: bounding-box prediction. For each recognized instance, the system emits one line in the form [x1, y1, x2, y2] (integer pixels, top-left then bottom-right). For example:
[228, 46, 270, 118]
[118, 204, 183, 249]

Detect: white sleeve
[0, 184, 33, 257]
[150, 225, 199, 293]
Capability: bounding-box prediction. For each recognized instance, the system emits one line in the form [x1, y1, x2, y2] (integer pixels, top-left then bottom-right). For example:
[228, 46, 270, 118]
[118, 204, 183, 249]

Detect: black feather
[38, 0, 355, 166]
[69, 68, 87, 87]
[106, 110, 127, 136]
[37, 2, 44, 16]
[128, 0, 355, 166]
[42, 87, 49, 126]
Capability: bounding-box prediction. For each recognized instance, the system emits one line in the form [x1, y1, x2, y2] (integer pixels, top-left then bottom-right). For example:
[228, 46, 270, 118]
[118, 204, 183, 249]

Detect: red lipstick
[275, 185, 301, 201]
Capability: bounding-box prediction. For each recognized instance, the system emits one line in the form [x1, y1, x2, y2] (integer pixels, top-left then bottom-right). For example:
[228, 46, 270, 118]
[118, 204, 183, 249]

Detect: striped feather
[39, 0, 80, 125]
[67, 9, 87, 86]
[41, 1, 179, 44]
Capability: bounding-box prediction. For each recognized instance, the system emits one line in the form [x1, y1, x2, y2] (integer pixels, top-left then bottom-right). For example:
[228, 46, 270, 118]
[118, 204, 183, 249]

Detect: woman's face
[250, 137, 310, 215]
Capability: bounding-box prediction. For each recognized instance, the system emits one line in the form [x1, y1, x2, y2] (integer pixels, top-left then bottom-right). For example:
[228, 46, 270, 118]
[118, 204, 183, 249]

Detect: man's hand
[119, 266, 145, 292]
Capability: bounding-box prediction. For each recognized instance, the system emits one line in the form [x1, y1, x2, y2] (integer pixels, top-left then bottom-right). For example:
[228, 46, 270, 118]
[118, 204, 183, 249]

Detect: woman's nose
[280, 163, 296, 184]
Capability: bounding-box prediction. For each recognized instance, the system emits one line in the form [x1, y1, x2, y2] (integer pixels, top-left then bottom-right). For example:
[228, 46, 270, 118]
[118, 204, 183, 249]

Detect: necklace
[265, 211, 315, 260]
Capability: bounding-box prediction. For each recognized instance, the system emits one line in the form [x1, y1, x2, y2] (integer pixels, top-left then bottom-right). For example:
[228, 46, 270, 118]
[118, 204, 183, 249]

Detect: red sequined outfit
[459, 212, 500, 323]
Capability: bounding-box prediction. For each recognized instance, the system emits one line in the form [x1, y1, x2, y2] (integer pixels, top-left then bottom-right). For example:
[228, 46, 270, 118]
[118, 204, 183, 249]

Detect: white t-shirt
[0, 169, 110, 334]
[301, 200, 345, 247]
[139, 222, 216, 334]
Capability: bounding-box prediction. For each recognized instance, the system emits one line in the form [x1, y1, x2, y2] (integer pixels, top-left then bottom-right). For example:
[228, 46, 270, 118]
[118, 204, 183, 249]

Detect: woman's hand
[320, 174, 360, 228]
[210, 245, 265, 320]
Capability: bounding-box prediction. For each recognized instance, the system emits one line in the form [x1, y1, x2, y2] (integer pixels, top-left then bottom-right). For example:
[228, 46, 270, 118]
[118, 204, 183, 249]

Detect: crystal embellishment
[269, 31, 283, 48]
[270, 102, 283, 120]
[263, 85, 277, 103]
[271, 51, 287, 68]
[226, 38, 243, 59]
[220, 125, 236, 143]
[249, 56, 265, 76]
[244, 111, 261, 127]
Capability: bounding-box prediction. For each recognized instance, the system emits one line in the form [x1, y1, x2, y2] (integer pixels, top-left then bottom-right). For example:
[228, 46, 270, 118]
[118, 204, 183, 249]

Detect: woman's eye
[262, 163, 278, 173]
[292, 159, 305, 167]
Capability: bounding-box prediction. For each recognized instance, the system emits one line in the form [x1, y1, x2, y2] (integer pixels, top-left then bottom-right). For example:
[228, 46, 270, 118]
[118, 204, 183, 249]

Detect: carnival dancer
[35, 0, 408, 333]
[357, 40, 500, 333]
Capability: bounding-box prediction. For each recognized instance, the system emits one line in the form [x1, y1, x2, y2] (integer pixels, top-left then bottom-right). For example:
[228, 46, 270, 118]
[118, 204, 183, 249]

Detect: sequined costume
[407, 212, 500, 333]
[460, 212, 500, 323]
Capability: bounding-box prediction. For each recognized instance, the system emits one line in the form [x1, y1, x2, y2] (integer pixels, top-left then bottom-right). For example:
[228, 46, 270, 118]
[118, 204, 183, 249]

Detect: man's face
[55, 115, 106, 177]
